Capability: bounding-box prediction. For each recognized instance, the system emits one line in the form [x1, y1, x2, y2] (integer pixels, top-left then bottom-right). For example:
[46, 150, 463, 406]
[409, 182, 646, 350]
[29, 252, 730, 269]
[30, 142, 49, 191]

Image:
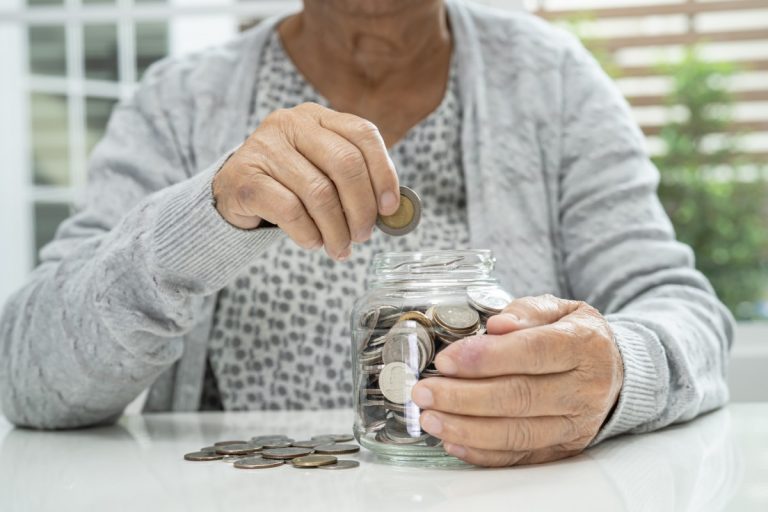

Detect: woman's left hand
[411, 295, 624, 467]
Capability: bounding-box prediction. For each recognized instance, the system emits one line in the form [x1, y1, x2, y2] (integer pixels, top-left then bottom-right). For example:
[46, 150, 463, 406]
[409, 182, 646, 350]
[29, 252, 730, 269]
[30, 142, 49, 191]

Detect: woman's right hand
[212, 102, 400, 261]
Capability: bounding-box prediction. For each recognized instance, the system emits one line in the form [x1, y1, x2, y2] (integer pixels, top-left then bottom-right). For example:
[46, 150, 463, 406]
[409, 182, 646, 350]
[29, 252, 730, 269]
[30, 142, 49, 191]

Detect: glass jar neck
[369, 250, 496, 288]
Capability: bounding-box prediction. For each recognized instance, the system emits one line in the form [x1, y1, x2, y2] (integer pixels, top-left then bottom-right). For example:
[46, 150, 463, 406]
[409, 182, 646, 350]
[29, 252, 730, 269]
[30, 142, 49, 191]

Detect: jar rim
[370, 249, 495, 282]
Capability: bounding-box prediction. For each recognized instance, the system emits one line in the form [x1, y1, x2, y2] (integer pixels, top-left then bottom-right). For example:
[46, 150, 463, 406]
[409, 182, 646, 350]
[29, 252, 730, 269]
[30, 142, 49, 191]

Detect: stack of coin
[356, 285, 513, 448]
[184, 433, 360, 471]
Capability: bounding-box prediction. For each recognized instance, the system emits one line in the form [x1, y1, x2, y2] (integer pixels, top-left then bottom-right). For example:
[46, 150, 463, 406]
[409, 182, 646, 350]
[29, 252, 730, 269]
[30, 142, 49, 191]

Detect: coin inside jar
[378, 362, 418, 404]
[376, 186, 422, 236]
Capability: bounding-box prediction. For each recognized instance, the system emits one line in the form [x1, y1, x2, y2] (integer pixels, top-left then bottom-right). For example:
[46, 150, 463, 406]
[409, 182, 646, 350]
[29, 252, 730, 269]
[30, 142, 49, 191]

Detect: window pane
[136, 22, 169, 79]
[34, 202, 71, 264]
[28, 25, 66, 77]
[84, 24, 118, 81]
[30, 92, 70, 187]
[85, 97, 118, 156]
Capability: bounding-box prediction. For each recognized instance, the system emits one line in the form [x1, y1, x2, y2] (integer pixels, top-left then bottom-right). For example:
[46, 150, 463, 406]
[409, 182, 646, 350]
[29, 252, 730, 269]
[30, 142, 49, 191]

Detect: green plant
[652, 49, 768, 318]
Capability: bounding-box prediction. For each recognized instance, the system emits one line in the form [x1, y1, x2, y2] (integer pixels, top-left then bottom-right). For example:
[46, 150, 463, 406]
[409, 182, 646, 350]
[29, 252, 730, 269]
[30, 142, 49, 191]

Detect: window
[0, 0, 295, 305]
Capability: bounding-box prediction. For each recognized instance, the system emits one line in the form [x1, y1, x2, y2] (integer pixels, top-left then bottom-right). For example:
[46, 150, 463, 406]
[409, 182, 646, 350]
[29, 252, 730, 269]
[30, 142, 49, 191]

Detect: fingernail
[444, 443, 466, 458]
[434, 354, 458, 376]
[379, 191, 398, 213]
[420, 412, 443, 435]
[411, 386, 433, 408]
[338, 246, 352, 261]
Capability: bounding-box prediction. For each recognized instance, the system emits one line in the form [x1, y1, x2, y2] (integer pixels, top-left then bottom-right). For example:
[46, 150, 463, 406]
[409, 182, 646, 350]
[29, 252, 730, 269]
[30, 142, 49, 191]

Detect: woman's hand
[411, 295, 624, 467]
[213, 102, 400, 260]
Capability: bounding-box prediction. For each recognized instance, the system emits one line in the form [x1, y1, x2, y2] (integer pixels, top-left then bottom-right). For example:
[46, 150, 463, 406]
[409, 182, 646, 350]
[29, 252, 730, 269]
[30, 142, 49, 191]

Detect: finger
[302, 103, 400, 215]
[419, 410, 582, 452]
[243, 173, 322, 250]
[443, 443, 582, 467]
[267, 145, 352, 260]
[486, 294, 580, 335]
[434, 326, 580, 378]
[411, 373, 578, 417]
[291, 125, 378, 243]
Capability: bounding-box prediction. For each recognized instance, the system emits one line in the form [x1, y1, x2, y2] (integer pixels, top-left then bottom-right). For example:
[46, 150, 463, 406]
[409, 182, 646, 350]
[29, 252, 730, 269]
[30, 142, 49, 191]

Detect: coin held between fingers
[376, 186, 421, 236]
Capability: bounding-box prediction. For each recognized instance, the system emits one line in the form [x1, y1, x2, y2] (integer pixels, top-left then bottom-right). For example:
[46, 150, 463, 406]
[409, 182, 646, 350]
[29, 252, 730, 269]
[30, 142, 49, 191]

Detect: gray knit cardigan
[0, 0, 733, 445]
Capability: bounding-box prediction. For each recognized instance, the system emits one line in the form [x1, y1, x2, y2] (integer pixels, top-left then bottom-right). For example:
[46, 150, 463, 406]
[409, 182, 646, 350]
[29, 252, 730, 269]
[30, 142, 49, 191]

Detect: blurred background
[0, 0, 766, 399]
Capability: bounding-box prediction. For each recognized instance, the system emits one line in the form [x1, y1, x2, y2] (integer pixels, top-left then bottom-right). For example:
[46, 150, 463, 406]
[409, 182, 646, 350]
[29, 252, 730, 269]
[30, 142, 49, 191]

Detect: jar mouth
[370, 250, 495, 282]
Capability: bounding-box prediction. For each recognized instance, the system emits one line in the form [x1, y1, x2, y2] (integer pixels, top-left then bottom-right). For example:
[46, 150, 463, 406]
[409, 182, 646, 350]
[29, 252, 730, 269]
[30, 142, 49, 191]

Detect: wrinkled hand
[213, 102, 399, 261]
[411, 294, 623, 467]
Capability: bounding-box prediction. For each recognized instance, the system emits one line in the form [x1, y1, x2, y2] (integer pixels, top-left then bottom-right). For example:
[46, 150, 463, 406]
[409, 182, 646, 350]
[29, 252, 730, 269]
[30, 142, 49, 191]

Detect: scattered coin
[314, 444, 360, 455]
[233, 456, 285, 469]
[311, 434, 355, 443]
[291, 455, 338, 468]
[215, 443, 262, 455]
[291, 440, 326, 449]
[319, 460, 360, 470]
[376, 186, 422, 236]
[261, 447, 315, 460]
[184, 451, 224, 461]
[221, 455, 246, 463]
[214, 440, 247, 447]
[261, 440, 293, 449]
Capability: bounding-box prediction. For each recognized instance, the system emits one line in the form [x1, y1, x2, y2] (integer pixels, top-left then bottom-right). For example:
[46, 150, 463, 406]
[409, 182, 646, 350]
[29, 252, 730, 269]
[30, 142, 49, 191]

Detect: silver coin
[215, 443, 262, 455]
[434, 304, 480, 332]
[314, 443, 360, 455]
[199, 446, 217, 453]
[214, 440, 247, 447]
[382, 323, 423, 371]
[262, 440, 293, 449]
[317, 434, 354, 443]
[251, 435, 291, 444]
[233, 456, 285, 469]
[319, 460, 360, 470]
[292, 439, 326, 449]
[467, 286, 512, 315]
[262, 447, 315, 460]
[220, 455, 246, 463]
[184, 451, 224, 461]
[362, 364, 385, 375]
[378, 362, 418, 404]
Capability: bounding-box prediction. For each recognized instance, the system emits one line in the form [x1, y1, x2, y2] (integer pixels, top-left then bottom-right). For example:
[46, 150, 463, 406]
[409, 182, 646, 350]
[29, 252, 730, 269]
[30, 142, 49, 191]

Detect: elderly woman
[0, 0, 732, 467]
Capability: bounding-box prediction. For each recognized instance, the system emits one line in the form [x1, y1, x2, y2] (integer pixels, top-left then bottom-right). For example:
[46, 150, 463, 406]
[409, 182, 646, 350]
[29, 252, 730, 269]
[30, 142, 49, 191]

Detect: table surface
[1, 404, 766, 512]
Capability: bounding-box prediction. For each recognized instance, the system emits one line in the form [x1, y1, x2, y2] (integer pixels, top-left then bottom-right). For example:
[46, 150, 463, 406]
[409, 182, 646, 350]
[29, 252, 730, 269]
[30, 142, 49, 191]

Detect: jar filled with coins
[350, 250, 513, 466]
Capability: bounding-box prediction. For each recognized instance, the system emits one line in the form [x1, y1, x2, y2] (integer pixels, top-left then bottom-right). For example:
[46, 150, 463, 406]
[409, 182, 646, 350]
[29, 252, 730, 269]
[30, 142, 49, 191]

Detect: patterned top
[201, 30, 469, 411]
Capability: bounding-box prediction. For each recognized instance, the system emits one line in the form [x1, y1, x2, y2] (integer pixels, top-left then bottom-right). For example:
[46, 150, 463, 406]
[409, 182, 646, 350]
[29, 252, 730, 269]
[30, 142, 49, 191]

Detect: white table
[1, 404, 766, 511]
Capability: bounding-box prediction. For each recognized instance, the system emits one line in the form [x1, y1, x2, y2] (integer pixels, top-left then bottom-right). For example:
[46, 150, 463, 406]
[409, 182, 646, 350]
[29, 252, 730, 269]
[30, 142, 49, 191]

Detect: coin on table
[233, 456, 285, 469]
[376, 186, 422, 236]
[312, 434, 355, 443]
[319, 460, 360, 470]
[214, 440, 247, 447]
[215, 443, 262, 455]
[262, 440, 293, 449]
[184, 451, 224, 461]
[251, 434, 292, 444]
[314, 443, 360, 455]
[291, 439, 326, 449]
[291, 454, 338, 468]
[262, 447, 315, 460]
[221, 455, 246, 463]
[378, 362, 418, 404]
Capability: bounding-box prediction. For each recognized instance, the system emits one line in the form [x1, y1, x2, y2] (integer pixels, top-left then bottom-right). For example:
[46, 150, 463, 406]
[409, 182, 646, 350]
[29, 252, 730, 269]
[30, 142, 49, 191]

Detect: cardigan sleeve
[555, 37, 734, 443]
[0, 59, 282, 429]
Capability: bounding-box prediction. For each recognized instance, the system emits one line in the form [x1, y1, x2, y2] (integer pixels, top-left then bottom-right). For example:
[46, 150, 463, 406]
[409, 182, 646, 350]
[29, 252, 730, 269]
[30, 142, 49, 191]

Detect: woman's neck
[279, 0, 450, 90]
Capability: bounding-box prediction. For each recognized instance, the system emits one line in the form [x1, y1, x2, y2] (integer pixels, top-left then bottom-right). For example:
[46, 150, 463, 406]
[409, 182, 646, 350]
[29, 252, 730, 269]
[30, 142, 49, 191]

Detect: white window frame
[0, 0, 300, 307]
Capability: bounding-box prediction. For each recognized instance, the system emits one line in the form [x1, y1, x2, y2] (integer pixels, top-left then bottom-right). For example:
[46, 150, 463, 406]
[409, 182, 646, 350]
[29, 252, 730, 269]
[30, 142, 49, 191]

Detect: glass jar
[350, 250, 513, 467]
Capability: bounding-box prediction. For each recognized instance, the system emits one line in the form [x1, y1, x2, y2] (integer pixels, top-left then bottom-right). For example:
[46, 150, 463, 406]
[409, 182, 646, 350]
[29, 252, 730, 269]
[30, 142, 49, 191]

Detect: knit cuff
[151, 152, 284, 288]
[590, 321, 667, 445]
